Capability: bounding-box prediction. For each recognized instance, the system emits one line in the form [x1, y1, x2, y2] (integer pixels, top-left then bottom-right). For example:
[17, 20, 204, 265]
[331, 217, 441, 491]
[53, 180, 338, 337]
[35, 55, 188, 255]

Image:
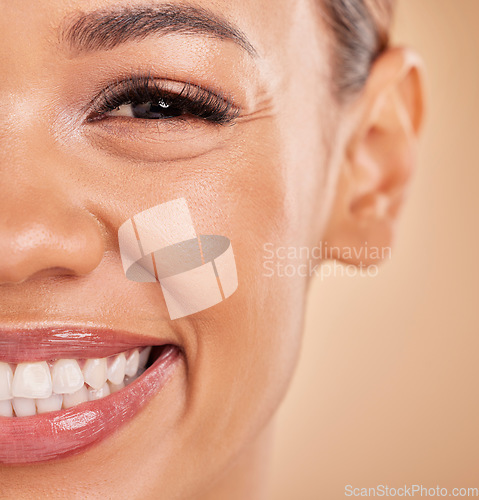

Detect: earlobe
[323, 47, 426, 266]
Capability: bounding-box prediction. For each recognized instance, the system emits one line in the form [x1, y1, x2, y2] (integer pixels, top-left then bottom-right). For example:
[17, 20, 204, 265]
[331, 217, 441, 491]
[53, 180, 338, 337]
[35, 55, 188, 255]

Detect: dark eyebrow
[60, 4, 258, 58]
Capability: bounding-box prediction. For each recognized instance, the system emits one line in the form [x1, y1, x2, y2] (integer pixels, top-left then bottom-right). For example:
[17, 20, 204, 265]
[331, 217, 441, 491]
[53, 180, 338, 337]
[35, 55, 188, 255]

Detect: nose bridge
[0, 14, 66, 165]
[0, 7, 105, 285]
[0, 87, 60, 161]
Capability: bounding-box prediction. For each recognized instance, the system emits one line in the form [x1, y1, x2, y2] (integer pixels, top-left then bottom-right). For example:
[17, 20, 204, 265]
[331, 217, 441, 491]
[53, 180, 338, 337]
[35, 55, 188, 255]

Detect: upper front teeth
[0, 347, 151, 417]
[0, 363, 13, 400]
[52, 359, 84, 394]
[82, 358, 108, 390]
[11, 362, 52, 399]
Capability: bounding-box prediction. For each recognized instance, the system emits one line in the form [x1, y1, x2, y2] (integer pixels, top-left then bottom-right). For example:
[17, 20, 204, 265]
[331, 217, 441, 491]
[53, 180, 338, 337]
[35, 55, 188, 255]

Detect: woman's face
[0, 0, 416, 498]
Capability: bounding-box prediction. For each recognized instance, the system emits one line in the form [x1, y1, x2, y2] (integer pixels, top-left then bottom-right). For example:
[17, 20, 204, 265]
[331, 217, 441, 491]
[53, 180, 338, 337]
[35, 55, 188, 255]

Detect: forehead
[0, 0, 322, 64]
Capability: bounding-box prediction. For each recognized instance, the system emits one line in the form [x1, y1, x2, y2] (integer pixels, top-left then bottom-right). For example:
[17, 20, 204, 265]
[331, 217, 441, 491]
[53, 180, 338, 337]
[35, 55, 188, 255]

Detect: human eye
[87, 74, 240, 125]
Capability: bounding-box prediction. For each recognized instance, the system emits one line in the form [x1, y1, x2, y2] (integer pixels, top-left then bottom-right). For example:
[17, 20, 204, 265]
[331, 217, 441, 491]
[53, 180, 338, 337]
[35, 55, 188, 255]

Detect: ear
[323, 47, 426, 266]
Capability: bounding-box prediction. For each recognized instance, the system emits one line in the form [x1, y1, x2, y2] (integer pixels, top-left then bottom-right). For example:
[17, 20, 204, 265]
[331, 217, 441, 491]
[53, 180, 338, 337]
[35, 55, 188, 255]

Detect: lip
[0, 344, 181, 465]
[0, 325, 176, 363]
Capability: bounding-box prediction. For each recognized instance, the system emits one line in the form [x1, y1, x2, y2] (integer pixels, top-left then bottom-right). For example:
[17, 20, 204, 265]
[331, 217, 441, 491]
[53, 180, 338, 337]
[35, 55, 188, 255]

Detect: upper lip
[0, 325, 174, 363]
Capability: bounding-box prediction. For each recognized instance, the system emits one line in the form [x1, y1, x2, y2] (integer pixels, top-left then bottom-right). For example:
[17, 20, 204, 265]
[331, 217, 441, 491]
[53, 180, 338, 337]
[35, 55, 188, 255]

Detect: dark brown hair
[321, 0, 395, 99]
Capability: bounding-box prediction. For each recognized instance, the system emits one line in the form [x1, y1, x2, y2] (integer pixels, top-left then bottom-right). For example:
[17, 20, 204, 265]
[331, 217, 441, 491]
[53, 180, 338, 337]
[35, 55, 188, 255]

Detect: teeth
[108, 380, 125, 394]
[82, 358, 108, 390]
[12, 362, 52, 399]
[0, 345, 156, 417]
[125, 350, 140, 377]
[63, 385, 89, 409]
[13, 397, 37, 417]
[0, 362, 13, 401]
[36, 393, 63, 414]
[52, 359, 84, 394]
[88, 382, 110, 401]
[107, 353, 126, 385]
[0, 399, 13, 417]
[139, 346, 152, 368]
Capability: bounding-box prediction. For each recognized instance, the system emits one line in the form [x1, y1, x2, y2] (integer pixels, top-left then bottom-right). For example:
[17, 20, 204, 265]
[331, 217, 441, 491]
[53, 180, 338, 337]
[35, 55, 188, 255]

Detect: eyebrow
[60, 4, 258, 58]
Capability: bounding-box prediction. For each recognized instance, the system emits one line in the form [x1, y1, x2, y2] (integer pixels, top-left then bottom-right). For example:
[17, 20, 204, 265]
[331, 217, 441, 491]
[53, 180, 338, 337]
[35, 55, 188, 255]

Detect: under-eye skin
[86, 74, 241, 126]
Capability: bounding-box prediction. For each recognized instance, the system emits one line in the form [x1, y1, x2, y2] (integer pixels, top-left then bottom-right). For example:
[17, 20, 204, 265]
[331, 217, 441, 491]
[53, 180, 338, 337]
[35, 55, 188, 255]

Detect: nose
[0, 68, 106, 285]
[0, 183, 105, 284]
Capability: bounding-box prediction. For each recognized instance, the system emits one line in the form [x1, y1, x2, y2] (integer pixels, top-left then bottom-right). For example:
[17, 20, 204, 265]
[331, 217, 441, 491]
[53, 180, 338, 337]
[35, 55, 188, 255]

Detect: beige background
[270, 1, 479, 498]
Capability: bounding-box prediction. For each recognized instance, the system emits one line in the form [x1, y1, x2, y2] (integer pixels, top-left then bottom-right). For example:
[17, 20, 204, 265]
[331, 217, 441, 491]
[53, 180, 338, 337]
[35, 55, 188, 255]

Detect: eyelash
[87, 74, 240, 125]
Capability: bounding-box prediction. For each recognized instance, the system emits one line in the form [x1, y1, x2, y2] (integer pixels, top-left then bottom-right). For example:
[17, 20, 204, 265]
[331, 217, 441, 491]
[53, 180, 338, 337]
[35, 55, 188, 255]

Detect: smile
[0, 326, 182, 465]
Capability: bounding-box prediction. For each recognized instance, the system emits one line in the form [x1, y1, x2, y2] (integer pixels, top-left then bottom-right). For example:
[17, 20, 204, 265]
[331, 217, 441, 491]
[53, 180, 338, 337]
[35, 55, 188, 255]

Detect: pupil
[131, 100, 183, 119]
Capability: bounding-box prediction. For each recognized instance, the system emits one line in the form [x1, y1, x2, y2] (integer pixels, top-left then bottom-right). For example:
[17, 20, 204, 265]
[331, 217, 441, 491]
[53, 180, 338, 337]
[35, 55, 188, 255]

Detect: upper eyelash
[87, 74, 240, 125]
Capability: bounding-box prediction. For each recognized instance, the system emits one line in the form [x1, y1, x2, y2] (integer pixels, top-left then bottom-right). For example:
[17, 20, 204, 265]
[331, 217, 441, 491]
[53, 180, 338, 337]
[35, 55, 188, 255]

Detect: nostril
[29, 267, 77, 281]
[0, 260, 96, 286]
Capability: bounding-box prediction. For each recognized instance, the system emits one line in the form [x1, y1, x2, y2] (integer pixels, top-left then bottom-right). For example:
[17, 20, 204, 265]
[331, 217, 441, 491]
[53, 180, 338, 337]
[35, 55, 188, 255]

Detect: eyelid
[85, 74, 241, 125]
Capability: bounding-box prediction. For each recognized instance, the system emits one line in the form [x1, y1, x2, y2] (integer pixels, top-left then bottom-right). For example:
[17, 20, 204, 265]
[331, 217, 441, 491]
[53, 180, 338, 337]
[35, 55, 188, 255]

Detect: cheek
[199, 102, 336, 437]
[95, 104, 319, 394]
[68, 94, 323, 482]
[175, 120, 314, 442]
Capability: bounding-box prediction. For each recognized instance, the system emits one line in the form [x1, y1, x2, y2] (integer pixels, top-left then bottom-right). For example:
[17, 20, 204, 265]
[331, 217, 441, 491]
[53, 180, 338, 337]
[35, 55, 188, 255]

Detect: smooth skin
[0, 0, 425, 498]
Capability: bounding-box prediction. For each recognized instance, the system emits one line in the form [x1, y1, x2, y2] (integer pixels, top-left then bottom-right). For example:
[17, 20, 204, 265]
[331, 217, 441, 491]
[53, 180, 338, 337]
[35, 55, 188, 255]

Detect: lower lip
[0, 345, 181, 465]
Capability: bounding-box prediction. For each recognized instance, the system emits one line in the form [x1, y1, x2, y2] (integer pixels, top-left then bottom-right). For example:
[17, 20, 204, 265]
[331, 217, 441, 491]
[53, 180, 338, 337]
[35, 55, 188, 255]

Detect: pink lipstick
[0, 326, 182, 464]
